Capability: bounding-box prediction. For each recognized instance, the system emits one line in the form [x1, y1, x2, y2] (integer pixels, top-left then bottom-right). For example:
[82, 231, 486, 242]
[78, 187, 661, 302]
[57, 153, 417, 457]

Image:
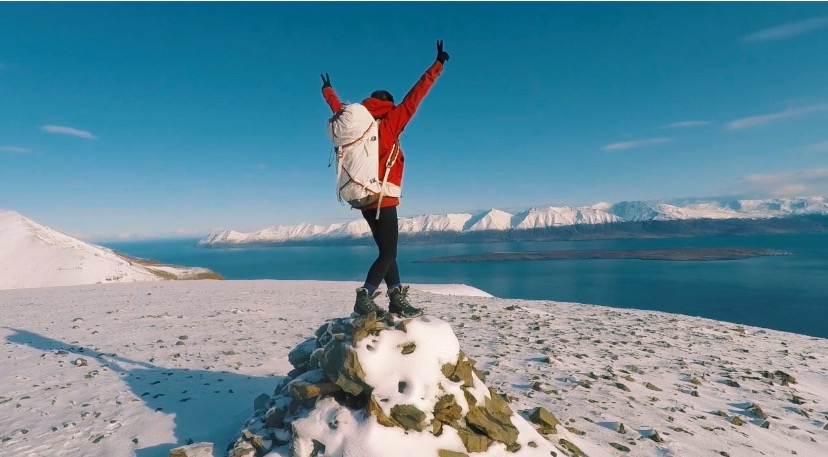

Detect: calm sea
[102, 233, 828, 339]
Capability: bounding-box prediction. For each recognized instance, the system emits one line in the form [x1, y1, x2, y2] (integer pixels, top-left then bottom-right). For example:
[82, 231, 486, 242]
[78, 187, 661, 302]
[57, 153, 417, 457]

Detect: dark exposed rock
[748, 404, 768, 420]
[458, 427, 492, 453]
[400, 342, 416, 355]
[288, 338, 317, 369]
[526, 406, 560, 434]
[610, 442, 631, 453]
[390, 404, 426, 432]
[558, 438, 588, 457]
[466, 397, 519, 445]
[438, 450, 469, 457]
[434, 395, 462, 425]
[775, 370, 797, 385]
[287, 380, 341, 402]
[265, 404, 287, 428]
[319, 341, 368, 396]
[644, 382, 662, 392]
[169, 442, 213, 457]
[368, 396, 396, 428]
[253, 393, 270, 411]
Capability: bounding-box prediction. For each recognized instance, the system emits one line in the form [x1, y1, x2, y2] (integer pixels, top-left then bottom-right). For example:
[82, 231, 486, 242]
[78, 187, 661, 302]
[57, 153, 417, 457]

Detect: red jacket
[323, 60, 444, 209]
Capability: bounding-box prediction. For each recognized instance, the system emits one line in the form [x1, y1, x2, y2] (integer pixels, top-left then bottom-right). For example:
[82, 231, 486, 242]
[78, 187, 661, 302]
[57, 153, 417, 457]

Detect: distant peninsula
[415, 247, 790, 263]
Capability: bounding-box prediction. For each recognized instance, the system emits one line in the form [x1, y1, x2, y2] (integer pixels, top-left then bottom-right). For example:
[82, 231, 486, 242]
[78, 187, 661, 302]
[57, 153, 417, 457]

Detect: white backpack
[327, 104, 398, 218]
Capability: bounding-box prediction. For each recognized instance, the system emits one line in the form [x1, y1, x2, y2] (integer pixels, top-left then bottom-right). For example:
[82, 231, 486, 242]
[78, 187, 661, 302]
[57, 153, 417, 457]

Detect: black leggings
[362, 206, 401, 288]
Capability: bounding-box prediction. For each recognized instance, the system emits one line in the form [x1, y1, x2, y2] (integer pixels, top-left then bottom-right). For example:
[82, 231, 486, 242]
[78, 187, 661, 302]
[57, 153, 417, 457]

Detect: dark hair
[370, 90, 394, 104]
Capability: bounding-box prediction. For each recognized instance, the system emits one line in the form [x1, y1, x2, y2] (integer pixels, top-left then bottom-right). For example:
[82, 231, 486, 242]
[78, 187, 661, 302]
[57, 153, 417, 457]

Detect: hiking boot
[354, 287, 386, 318]
[388, 285, 423, 318]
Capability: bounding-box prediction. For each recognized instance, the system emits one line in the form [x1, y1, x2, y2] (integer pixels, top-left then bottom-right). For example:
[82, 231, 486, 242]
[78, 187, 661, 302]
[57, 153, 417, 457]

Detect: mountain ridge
[198, 196, 828, 247]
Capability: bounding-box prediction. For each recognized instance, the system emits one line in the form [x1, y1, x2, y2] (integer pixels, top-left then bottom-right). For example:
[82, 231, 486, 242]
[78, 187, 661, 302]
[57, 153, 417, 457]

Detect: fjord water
[103, 233, 828, 339]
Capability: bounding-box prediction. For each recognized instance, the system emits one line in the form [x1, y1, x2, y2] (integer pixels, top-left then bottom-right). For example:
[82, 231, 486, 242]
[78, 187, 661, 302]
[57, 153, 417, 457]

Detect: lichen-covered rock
[434, 394, 462, 425]
[390, 404, 427, 432]
[368, 395, 396, 428]
[559, 438, 588, 456]
[438, 450, 469, 457]
[526, 406, 560, 434]
[644, 382, 662, 391]
[466, 392, 519, 446]
[287, 379, 341, 402]
[458, 427, 493, 453]
[749, 403, 768, 420]
[168, 442, 213, 457]
[228, 440, 255, 457]
[610, 442, 631, 453]
[319, 340, 368, 396]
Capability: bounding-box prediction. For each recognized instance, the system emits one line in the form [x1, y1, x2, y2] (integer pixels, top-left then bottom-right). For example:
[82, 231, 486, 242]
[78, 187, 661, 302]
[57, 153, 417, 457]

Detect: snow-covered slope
[199, 196, 828, 246]
[512, 206, 622, 230]
[465, 209, 514, 232]
[1, 280, 825, 457]
[0, 210, 216, 290]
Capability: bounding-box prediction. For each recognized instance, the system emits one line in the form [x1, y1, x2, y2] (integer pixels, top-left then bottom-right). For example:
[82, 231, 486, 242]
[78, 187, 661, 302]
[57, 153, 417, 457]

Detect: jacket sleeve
[383, 61, 444, 136]
[322, 87, 343, 113]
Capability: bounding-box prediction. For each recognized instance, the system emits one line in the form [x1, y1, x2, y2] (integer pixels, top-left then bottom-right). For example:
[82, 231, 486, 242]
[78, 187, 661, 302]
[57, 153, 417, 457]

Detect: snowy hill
[1, 280, 825, 457]
[199, 196, 828, 246]
[0, 210, 218, 290]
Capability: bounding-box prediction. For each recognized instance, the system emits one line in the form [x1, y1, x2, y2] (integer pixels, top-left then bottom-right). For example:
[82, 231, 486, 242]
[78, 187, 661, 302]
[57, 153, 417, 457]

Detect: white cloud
[41, 125, 97, 140]
[806, 141, 828, 153]
[726, 104, 828, 130]
[664, 120, 711, 129]
[0, 146, 31, 154]
[731, 168, 828, 197]
[743, 16, 828, 43]
[602, 137, 671, 151]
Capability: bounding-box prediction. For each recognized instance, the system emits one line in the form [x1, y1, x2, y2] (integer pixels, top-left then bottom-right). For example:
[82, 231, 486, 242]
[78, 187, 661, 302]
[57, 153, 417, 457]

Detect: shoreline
[415, 247, 790, 263]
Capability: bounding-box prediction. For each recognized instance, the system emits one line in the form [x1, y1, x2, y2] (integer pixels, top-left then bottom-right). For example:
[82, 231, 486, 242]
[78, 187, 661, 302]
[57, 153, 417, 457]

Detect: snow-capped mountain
[0, 210, 216, 290]
[198, 196, 828, 246]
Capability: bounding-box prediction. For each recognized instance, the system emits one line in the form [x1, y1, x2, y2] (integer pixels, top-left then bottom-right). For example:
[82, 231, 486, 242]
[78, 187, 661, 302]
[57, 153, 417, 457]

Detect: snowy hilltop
[1, 280, 825, 457]
[198, 196, 828, 247]
[0, 210, 219, 290]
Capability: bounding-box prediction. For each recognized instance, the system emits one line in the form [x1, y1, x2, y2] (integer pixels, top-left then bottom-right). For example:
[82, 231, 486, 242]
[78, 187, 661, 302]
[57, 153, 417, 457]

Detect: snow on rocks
[229, 311, 580, 456]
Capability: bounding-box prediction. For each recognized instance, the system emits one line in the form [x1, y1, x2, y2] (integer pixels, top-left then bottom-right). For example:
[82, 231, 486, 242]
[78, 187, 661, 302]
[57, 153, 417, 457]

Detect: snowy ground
[1, 280, 826, 457]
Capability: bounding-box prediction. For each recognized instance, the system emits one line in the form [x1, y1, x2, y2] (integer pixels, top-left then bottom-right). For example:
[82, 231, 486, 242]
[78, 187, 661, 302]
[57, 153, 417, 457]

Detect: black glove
[436, 40, 450, 64]
[320, 73, 332, 89]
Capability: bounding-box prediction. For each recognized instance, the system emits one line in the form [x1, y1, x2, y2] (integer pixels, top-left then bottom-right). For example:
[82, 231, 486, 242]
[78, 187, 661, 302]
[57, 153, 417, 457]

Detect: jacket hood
[361, 97, 394, 119]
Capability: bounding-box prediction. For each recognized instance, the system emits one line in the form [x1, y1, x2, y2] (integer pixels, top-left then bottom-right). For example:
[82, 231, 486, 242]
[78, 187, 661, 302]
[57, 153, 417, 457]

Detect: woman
[321, 40, 450, 318]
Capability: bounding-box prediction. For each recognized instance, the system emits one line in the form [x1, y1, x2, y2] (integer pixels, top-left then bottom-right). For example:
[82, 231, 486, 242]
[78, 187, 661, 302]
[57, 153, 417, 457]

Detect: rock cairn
[225, 312, 563, 457]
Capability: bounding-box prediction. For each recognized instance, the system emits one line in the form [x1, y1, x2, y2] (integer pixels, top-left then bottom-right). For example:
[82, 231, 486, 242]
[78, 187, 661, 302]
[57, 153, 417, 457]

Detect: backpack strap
[374, 139, 401, 220]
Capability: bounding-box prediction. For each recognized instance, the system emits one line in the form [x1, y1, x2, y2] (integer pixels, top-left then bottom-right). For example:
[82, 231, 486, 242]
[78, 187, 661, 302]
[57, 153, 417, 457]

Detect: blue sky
[2, 3, 827, 240]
